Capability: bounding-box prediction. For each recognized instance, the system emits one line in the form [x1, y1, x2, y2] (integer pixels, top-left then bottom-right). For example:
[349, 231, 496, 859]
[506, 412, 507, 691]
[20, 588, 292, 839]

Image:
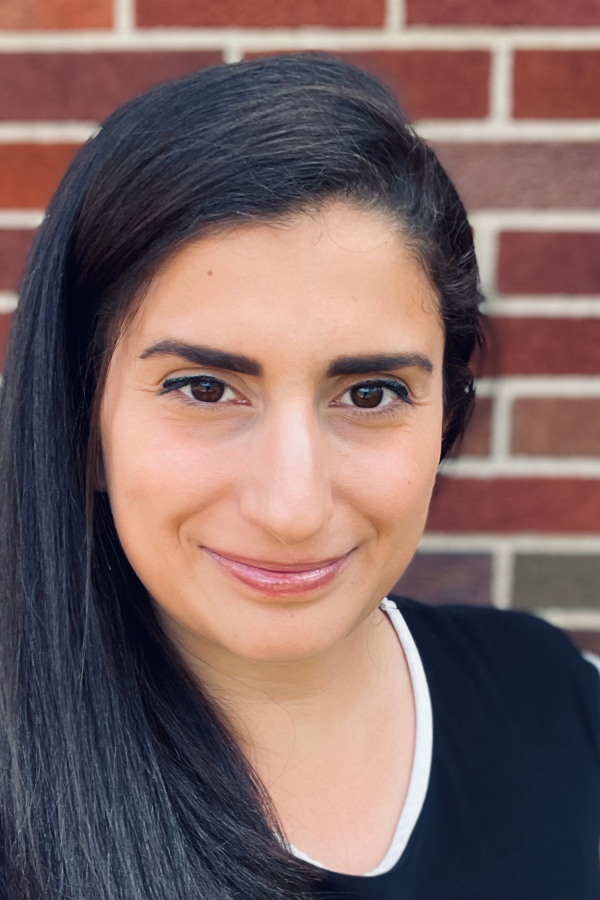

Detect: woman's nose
[239, 406, 334, 546]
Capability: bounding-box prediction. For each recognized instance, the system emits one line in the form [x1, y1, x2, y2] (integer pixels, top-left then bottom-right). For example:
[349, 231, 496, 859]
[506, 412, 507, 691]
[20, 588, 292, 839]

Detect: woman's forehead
[119, 205, 443, 370]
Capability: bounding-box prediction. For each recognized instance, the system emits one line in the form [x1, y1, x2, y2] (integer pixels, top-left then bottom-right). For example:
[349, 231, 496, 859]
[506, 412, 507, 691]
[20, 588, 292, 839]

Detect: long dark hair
[0, 54, 483, 899]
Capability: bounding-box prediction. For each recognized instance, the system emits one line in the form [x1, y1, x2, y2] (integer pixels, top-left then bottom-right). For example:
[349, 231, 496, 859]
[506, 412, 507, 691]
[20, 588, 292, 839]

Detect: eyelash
[160, 375, 413, 414]
[340, 379, 413, 416]
[160, 375, 238, 406]
[356, 378, 414, 415]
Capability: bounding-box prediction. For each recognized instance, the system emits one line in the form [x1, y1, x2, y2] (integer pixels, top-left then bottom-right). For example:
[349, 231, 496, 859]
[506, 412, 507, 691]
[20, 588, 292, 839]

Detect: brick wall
[1, 0, 599, 650]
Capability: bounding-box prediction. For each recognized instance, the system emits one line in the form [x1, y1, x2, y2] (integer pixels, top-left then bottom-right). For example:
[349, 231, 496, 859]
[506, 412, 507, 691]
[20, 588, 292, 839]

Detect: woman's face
[100, 204, 445, 663]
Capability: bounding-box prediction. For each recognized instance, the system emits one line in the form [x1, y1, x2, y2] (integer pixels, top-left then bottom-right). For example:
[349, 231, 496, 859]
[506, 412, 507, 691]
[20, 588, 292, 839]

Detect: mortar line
[476, 376, 600, 396]
[489, 39, 512, 124]
[469, 210, 600, 230]
[491, 542, 513, 609]
[482, 298, 600, 318]
[222, 45, 243, 63]
[0, 291, 18, 313]
[0, 123, 97, 142]
[420, 534, 600, 552]
[439, 457, 600, 477]
[5, 28, 600, 53]
[417, 120, 600, 141]
[114, 0, 135, 33]
[489, 383, 512, 462]
[0, 211, 45, 228]
[471, 216, 497, 297]
[538, 609, 600, 630]
[385, 0, 404, 31]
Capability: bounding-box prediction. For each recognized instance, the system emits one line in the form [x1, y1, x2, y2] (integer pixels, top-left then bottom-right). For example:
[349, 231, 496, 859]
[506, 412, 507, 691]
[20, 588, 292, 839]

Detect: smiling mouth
[202, 547, 354, 596]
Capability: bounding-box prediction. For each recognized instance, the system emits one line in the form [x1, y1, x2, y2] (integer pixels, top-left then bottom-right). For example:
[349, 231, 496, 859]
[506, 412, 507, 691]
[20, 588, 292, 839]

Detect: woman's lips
[203, 547, 352, 596]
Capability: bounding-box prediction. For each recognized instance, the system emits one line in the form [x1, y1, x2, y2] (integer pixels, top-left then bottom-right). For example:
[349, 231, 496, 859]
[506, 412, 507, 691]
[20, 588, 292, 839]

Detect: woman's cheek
[336, 422, 440, 529]
[105, 411, 229, 556]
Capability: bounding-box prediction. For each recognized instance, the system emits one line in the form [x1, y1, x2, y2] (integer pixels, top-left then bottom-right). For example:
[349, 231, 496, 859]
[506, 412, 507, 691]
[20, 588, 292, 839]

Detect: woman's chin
[201, 588, 373, 665]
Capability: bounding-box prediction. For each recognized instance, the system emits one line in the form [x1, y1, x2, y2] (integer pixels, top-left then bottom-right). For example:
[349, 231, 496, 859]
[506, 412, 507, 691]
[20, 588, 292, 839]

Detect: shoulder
[387, 599, 600, 892]
[391, 595, 600, 721]
[393, 597, 600, 790]
[393, 593, 583, 662]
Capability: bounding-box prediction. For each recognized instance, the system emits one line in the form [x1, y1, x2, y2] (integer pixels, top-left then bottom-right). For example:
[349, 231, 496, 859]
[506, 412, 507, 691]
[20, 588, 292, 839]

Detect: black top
[316, 598, 600, 900]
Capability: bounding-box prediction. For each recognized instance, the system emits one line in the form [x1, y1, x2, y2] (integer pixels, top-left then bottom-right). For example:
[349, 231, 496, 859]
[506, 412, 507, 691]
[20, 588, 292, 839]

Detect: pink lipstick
[203, 548, 352, 596]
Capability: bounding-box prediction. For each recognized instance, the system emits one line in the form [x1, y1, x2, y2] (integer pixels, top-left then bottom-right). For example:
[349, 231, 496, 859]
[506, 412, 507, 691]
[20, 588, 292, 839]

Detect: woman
[0, 54, 598, 900]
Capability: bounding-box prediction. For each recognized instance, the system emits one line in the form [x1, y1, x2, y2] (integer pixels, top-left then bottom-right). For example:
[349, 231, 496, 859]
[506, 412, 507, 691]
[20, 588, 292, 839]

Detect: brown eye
[350, 384, 385, 408]
[161, 374, 237, 405]
[190, 378, 226, 403]
[338, 380, 411, 411]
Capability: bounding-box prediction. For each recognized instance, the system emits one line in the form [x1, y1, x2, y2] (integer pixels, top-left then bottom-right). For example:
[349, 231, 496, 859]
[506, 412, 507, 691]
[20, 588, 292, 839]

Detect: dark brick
[0, 0, 111, 29]
[450, 396, 492, 457]
[434, 143, 600, 210]
[512, 398, 600, 457]
[568, 631, 600, 655]
[498, 232, 600, 295]
[0, 145, 80, 208]
[513, 555, 600, 610]
[514, 51, 600, 119]
[137, 0, 385, 27]
[0, 313, 12, 369]
[407, 0, 600, 25]
[0, 53, 222, 122]
[481, 318, 600, 376]
[393, 552, 492, 605]
[427, 477, 600, 533]
[0, 230, 35, 291]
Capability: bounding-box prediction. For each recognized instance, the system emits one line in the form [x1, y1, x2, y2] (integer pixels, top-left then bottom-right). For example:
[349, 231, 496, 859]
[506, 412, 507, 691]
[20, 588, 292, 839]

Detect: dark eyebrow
[326, 353, 434, 377]
[139, 341, 262, 376]
[139, 343, 433, 380]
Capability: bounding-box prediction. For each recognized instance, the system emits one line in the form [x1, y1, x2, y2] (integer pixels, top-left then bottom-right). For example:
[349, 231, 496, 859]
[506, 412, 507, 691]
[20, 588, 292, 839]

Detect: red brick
[482, 318, 600, 376]
[427, 477, 600, 533]
[334, 52, 490, 120]
[0, 230, 35, 290]
[434, 143, 600, 210]
[497, 232, 600, 295]
[0, 0, 111, 29]
[0, 145, 80, 208]
[512, 398, 600, 457]
[568, 631, 600, 655]
[0, 313, 12, 369]
[137, 0, 384, 27]
[514, 51, 600, 119]
[0, 52, 222, 122]
[407, 0, 600, 26]
[450, 396, 492, 457]
[393, 552, 492, 605]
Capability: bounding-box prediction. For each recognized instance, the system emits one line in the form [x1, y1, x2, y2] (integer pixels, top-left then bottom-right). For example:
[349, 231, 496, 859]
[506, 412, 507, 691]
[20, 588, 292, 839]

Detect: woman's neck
[161, 602, 416, 875]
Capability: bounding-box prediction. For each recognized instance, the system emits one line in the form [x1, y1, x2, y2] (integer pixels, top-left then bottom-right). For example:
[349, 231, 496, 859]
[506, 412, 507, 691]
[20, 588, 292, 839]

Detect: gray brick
[513, 555, 600, 610]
